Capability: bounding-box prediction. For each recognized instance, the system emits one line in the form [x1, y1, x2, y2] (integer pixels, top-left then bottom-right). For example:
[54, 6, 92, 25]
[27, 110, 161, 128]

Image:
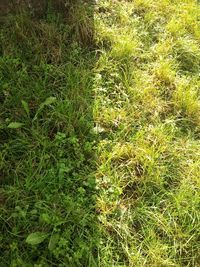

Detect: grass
[0, 0, 200, 266]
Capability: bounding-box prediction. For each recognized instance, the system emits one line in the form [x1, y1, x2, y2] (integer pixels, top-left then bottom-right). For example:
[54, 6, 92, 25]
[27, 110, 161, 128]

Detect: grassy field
[0, 0, 200, 266]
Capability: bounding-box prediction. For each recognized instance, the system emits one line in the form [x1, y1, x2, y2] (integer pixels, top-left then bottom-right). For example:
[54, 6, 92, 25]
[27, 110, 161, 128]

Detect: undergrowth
[0, 0, 200, 266]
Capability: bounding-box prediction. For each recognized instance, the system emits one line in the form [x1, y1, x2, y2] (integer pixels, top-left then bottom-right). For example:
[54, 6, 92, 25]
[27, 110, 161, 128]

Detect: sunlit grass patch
[95, 0, 200, 266]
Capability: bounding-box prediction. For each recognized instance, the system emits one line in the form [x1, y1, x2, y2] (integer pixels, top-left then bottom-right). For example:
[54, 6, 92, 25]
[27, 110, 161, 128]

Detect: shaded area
[0, 1, 99, 266]
[0, 0, 67, 18]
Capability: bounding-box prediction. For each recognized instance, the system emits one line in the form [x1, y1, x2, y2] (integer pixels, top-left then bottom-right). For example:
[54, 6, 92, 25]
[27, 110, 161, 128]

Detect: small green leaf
[26, 232, 49, 245]
[48, 233, 60, 251]
[21, 100, 30, 117]
[40, 213, 51, 224]
[33, 96, 56, 122]
[8, 122, 24, 129]
[41, 96, 56, 107]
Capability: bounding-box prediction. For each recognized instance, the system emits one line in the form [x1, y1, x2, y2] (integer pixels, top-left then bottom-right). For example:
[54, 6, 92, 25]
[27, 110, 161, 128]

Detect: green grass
[0, 0, 200, 266]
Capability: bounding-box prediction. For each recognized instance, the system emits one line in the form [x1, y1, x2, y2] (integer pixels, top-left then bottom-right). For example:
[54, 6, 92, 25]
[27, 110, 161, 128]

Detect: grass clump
[95, 0, 200, 266]
[0, 0, 200, 266]
[0, 2, 98, 266]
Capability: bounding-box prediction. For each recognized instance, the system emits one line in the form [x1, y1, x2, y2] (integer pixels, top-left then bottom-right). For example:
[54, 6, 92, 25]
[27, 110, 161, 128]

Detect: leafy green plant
[26, 232, 49, 245]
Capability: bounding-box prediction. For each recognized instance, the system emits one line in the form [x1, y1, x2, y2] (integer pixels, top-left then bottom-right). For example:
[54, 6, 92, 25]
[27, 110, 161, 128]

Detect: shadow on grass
[0, 1, 99, 266]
